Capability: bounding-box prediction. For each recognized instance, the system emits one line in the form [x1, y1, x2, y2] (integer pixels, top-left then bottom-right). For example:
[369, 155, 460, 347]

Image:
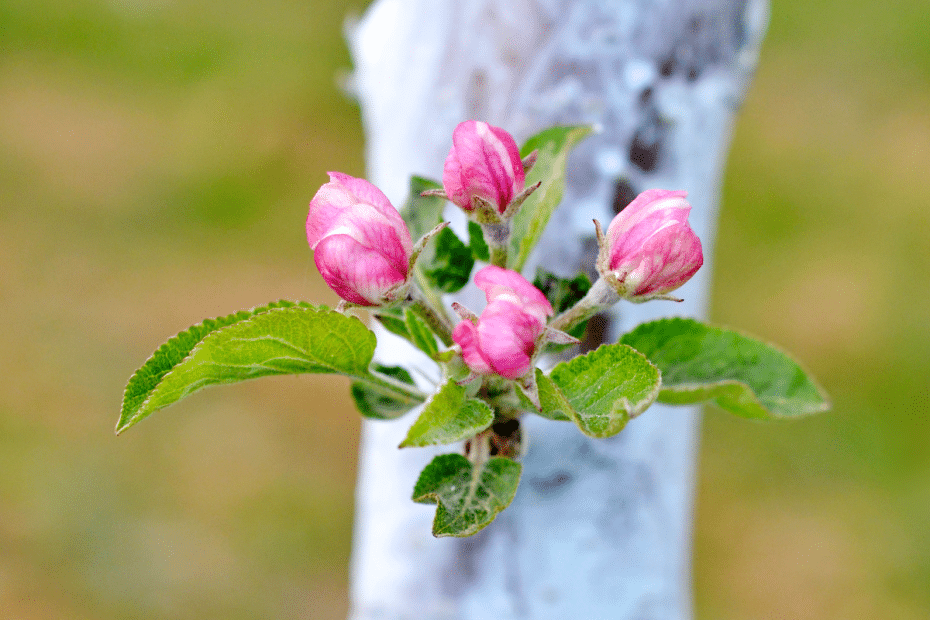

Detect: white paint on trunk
[348, 0, 768, 617]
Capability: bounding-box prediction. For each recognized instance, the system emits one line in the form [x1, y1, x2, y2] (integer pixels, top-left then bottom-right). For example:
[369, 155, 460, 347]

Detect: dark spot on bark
[687, 66, 700, 82]
[659, 56, 675, 77]
[612, 178, 637, 214]
[629, 108, 665, 173]
[529, 471, 574, 494]
[639, 86, 653, 105]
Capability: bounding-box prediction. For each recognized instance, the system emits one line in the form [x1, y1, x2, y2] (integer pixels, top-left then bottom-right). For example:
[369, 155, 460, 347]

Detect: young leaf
[468, 221, 490, 262]
[422, 227, 474, 293]
[351, 364, 419, 420]
[118, 305, 423, 434]
[400, 380, 494, 448]
[620, 318, 830, 419]
[533, 269, 592, 313]
[399, 176, 445, 241]
[404, 308, 440, 358]
[373, 309, 411, 340]
[516, 368, 571, 421]
[413, 453, 522, 537]
[546, 343, 661, 437]
[533, 269, 593, 343]
[508, 125, 594, 271]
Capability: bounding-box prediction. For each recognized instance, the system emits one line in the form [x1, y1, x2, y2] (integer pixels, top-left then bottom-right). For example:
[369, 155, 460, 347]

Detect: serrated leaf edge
[118, 301, 322, 434]
[624, 316, 832, 419]
[412, 455, 521, 538]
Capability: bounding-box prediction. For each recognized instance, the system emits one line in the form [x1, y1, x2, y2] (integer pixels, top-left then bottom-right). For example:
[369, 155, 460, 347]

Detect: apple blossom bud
[599, 189, 703, 301]
[452, 266, 553, 380]
[442, 120, 525, 215]
[306, 172, 413, 306]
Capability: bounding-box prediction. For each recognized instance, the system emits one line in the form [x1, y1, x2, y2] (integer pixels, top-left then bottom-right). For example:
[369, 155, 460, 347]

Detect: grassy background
[0, 0, 927, 618]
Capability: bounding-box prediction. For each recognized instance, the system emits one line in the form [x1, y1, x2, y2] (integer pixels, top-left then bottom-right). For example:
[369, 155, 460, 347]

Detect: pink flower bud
[452, 267, 553, 379]
[602, 189, 703, 301]
[306, 172, 413, 306]
[442, 120, 525, 214]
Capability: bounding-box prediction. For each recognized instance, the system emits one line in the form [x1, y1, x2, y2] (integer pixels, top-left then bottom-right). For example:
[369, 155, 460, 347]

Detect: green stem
[548, 277, 620, 333]
[410, 294, 454, 347]
[482, 222, 510, 268]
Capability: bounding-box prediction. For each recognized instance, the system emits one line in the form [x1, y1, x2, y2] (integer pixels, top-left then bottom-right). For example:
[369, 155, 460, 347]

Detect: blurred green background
[1, 0, 927, 618]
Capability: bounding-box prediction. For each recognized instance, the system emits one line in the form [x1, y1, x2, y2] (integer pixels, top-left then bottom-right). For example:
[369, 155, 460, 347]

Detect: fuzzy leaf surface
[508, 125, 593, 271]
[118, 305, 392, 433]
[400, 380, 494, 448]
[620, 318, 830, 419]
[546, 343, 661, 437]
[413, 454, 521, 537]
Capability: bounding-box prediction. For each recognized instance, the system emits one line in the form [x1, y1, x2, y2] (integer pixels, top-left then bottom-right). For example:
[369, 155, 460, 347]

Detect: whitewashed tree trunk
[347, 1, 768, 618]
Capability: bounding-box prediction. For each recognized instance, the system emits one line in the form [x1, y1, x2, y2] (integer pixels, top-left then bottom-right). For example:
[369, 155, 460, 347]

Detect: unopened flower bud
[598, 189, 703, 302]
[452, 266, 553, 380]
[442, 120, 525, 215]
[306, 172, 413, 306]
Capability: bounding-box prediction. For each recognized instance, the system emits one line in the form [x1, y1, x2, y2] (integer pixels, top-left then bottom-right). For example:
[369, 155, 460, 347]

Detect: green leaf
[468, 221, 490, 262]
[508, 125, 594, 271]
[399, 176, 445, 242]
[120, 300, 315, 432]
[533, 269, 592, 345]
[546, 343, 661, 437]
[351, 365, 419, 420]
[400, 380, 494, 448]
[413, 454, 522, 537]
[118, 304, 423, 434]
[620, 318, 830, 419]
[373, 309, 410, 340]
[403, 308, 440, 358]
[533, 269, 592, 313]
[422, 227, 474, 293]
[516, 368, 570, 421]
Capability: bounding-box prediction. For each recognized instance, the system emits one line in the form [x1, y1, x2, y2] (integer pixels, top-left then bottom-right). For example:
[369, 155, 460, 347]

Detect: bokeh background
[1, 0, 927, 618]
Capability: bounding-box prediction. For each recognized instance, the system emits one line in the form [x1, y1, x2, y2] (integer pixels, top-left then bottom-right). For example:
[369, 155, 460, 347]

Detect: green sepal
[118, 303, 424, 434]
[540, 343, 661, 437]
[400, 380, 494, 448]
[620, 318, 830, 419]
[422, 227, 474, 293]
[413, 454, 522, 537]
[351, 364, 419, 420]
[468, 221, 490, 262]
[508, 125, 594, 271]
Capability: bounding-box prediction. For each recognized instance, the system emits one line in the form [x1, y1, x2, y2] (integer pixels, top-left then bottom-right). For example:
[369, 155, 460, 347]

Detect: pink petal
[473, 266, 552, 322]
[314, 234, 407, 306]
[605, 189, 689, 247]
[452, 320, 493, 375]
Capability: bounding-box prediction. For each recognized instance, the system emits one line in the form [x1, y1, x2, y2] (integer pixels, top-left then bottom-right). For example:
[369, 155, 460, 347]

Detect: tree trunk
[347, 0, 768, 617]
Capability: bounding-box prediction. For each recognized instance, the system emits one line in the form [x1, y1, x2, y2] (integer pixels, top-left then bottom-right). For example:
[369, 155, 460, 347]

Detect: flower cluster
[306, 120, 703, 384]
